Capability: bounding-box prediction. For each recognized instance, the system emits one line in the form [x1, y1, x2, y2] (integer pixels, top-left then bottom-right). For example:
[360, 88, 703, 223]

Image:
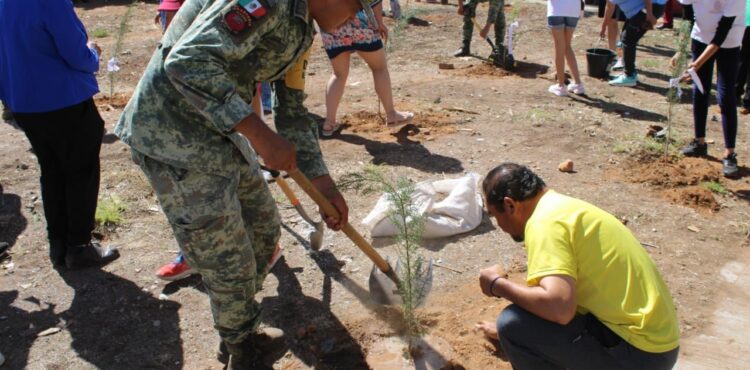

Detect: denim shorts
[548, 16, 579, 29]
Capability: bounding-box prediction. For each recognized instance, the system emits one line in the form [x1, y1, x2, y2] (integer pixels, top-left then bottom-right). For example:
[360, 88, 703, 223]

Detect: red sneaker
[265, 243, 282, 274]
[156, 257, 194, 281]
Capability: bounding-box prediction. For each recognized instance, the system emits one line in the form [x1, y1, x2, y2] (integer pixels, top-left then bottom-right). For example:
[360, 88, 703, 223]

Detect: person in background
[320, 0, 413, 136]
[678, 0, 745, 178]
[601, 0, 666, 86]
[476, 163, 679, 370]
[657, 0, 675, 29]
[0, 0, 120, 270]
[454, 0, 507, 59]
[547, 0, 585, 96]
[155, 0, 184, 30]
[736, 0, 750, 114]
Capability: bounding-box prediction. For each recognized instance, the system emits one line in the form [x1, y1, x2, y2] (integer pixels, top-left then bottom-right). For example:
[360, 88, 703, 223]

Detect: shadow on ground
[0, 191, 27, 249]
[569, 94, 667, 122]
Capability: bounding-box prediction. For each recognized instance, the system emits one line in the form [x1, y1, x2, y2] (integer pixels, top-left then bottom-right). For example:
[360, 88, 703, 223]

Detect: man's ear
[503, 197, 515, 213]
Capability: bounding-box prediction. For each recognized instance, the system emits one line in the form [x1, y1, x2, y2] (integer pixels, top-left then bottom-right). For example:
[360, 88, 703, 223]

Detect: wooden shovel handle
[273, 176, 301, 206]
[286, 169, 393, 274]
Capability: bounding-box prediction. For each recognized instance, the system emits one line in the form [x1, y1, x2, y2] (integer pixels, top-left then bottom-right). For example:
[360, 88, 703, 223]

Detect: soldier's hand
[457, 4, 464, 15]
[257, 133, 296, 172]
[479, 24, 491, 39]
[236, 114, 297, 172]
[311, 175, 349, 231]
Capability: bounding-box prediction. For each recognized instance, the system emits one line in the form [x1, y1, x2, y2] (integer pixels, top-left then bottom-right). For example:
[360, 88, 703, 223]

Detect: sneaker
[612, 58, 625, 71]
[264, 243, 282, 274]
[65, 241, 120, 270]
[609, 73, 637, 87]
[656, 23, 673, 30]
[548, 84, 568, 97]
[681, 139, 708, 157]
[723, 153, 739, 178]
[156, 254, 194, 281]
[567, 83, 585, 95]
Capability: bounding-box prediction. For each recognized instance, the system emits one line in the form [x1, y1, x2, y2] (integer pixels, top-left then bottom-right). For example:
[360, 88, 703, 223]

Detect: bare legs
[551, 27, 582, 91]
[323, 48, 412, 132]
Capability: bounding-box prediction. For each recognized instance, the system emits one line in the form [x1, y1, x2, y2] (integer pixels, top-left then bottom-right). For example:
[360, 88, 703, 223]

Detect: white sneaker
[567, 83, 585, 95]
[548, 84, 568, 97]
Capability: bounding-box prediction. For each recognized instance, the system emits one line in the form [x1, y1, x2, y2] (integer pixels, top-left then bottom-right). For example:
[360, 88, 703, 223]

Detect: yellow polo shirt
[524, 191, 679, 353]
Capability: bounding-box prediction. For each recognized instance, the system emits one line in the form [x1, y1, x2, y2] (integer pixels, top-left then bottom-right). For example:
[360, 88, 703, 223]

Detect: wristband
[490, 276, 503, 297]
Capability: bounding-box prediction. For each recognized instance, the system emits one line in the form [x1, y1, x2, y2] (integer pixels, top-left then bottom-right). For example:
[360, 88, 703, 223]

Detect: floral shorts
[320, 9, 383, 59]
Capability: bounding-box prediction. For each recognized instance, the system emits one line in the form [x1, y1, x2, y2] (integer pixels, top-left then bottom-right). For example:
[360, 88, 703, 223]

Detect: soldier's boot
[220, 327, 286, 369]
[453, 41, 471, 57]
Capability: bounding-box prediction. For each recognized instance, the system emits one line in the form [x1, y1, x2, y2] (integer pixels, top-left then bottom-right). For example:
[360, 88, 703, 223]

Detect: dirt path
[1, 1, 750, 369]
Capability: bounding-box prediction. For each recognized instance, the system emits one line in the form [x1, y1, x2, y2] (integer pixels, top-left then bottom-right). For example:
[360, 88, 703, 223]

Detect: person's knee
[496, 304, 525, 342]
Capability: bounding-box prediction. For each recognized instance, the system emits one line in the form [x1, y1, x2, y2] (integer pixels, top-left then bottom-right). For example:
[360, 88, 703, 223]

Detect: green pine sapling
[339, 165, 430, 343]
[664, 20, 692, 159]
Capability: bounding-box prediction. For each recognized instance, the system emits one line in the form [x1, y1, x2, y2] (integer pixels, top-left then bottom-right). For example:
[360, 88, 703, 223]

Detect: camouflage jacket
[464, 0, 503, 23]
[115, 0, 327, 179]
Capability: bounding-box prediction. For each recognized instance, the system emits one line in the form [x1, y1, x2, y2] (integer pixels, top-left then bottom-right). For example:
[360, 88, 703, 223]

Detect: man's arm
[273, 51, 349, 229]
[44, 1, 99, 73]
[480, 266, 577, 324]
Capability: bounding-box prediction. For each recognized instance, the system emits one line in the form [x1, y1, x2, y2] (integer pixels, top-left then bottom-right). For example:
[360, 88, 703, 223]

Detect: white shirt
[548, 0, 581, 17]
[680, 0, 747, 48]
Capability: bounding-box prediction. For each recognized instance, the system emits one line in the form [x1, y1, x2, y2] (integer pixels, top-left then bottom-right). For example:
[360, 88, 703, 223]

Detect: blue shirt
[610, 0, 668, 19]
[0, 0, 100, 113]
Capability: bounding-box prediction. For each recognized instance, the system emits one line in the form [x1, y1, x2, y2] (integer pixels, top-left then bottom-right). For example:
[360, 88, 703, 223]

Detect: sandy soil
[1, 0, 749, 369]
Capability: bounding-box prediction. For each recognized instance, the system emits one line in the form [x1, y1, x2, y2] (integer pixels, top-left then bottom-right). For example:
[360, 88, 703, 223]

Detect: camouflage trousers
[461, 1, 506, 48]
[132, 148, 280, 344]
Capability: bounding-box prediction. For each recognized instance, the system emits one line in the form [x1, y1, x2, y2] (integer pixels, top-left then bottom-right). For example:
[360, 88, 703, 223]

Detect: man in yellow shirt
[477, 163, 679, 370]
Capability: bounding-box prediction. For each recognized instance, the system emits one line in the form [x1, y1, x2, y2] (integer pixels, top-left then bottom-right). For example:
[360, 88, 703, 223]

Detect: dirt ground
[2, 0, 750, 369]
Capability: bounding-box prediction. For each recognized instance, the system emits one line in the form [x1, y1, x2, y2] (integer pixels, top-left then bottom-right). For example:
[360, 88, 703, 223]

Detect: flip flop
[321, 122, 342, 137]
[386, 111, 414, 127]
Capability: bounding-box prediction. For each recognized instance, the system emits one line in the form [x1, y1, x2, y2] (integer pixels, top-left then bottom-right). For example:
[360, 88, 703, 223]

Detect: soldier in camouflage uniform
[454, 0, 506, 58]
[115, 0, 370, 368]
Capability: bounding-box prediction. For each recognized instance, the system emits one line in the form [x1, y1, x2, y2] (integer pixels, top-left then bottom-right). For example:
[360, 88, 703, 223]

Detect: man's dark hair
[482, 163, 546, 211]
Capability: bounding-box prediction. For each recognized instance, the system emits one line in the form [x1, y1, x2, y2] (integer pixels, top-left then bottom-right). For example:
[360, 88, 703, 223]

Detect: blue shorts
[547, 16, 579, 29]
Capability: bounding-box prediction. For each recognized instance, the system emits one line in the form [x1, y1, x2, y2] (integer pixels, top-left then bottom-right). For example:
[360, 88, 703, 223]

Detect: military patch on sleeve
[238, 0, 268, 19]
[224, 6, 253, 35]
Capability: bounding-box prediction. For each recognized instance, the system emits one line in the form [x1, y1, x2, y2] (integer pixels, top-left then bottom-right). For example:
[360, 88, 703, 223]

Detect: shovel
[263, 166, 325, 251]
[470, 17, 512, 69]
[286, 169, 433, 306]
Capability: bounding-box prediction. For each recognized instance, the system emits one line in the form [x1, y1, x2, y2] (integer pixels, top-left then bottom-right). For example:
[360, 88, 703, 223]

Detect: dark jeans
[14, 99, 103, 246]
[692, 40, 740, 149]
[621, 5, 665, 77]
[497, 305, 679, 370]
[737, 27, 750, 108]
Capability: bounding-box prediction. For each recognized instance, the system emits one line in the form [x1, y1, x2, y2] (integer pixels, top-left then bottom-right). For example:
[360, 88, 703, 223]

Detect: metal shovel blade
[368, 257, 434, 307]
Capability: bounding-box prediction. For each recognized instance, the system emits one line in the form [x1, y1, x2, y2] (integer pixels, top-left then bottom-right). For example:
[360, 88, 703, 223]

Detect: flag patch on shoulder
[238, 0, 267, 19]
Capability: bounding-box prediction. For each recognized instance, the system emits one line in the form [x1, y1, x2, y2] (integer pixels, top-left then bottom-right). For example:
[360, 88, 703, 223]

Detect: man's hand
[458, 3, 464, 15]
[87, 41, 102, 56]
[310, 174, 349, 231]
[479, 264, 508, 297]
[646, 12, 657, 28]
[235, 114, 297, 172]
[480, 23, 492, 39]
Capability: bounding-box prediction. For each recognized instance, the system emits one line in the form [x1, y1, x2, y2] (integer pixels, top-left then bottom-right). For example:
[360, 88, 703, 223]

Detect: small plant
[95, 195, 127, 227]
[108, 1, 138, 98]
[701, 181, 730, 195]
[339, 165, 430, 345]
[92, 28, 109, 38]
[664, 20, 692, 159]
[612, 142, 629, 154]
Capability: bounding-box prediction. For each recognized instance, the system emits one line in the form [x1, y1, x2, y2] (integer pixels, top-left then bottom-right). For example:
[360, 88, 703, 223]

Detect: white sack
[362, 173, 484, 238]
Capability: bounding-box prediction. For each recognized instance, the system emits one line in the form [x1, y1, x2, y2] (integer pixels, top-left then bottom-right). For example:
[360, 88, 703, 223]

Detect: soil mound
[95, 93, 131, 111]
[341, 110, 458, 140]
[619, 152, 722, 211]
